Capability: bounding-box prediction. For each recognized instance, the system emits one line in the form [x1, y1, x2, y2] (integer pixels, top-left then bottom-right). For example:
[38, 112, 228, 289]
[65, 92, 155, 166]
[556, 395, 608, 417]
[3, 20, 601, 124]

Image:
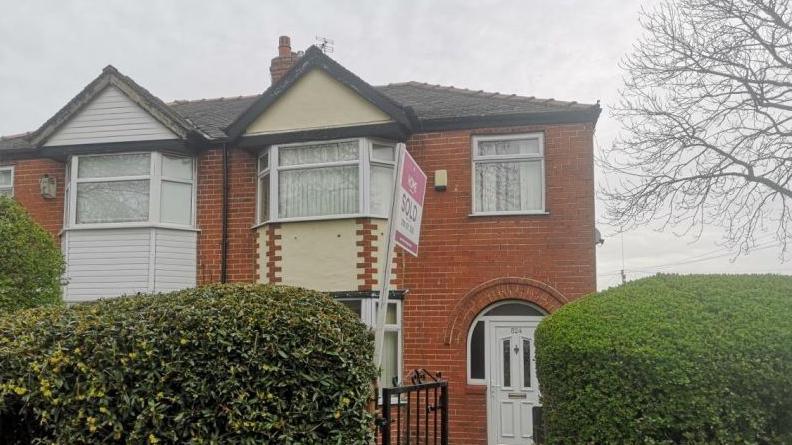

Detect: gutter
[221, 142, 229, 283]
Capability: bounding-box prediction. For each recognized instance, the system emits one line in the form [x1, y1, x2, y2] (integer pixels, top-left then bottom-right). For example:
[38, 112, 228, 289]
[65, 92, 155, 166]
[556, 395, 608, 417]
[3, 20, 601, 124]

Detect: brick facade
[264, 223, 282, 284]
[399, 123, 596, 444]
[0, 158, 65, 239]
[5, 121, 595, 444]
[196, 147, 258, 284]
[356, 218, 380, 291]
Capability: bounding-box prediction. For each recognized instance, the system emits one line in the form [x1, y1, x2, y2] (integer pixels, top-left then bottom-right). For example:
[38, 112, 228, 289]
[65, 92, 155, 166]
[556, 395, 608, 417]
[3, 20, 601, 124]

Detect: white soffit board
[44, 86, 177, 147]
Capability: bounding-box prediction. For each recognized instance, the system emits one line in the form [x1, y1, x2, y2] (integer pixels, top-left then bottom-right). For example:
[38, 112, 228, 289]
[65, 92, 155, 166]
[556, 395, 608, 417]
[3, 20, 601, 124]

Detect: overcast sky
[1, 0, 788, 289]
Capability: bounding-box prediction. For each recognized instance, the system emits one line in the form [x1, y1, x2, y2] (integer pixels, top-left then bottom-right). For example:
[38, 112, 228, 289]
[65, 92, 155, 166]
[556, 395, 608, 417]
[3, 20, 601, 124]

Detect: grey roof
[169, 95, 260, 139]
[166, 82, 598, 139]
[0, 133, 33, 151]
[376, 81, 598, 121]
[1, 76, 599, 151]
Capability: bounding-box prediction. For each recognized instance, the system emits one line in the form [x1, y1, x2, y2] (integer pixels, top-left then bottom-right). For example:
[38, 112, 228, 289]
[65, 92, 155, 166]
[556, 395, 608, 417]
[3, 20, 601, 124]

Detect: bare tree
[603, 0, 792, 257]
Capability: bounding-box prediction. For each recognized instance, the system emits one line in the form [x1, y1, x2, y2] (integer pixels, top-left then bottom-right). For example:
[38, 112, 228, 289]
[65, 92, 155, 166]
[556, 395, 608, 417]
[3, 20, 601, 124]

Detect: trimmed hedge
[0, 196, 64, 312]
[536, 274, 792, 445]
[0, 284, 378, 444]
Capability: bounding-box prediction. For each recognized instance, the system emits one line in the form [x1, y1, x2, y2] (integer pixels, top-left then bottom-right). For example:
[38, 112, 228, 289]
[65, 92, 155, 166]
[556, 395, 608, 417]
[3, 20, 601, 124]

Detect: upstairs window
[472, 133, 545, 215]
[0, 166, 13, 197]
[257, 138, 397, 223]
[68, 152, 194, 227]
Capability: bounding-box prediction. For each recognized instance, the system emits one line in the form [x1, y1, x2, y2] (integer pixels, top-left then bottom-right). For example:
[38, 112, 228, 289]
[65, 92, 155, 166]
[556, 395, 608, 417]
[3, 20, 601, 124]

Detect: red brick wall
[399, 123, 596, 444]
[196, 147, 257, 284]
[0, 159, 65, 239]
[196, 148, 223, 284]
[6, 122, 594, 444]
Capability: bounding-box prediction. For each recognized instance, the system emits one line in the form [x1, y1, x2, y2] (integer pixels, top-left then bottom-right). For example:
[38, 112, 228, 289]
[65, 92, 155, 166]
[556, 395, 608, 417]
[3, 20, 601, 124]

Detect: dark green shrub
[536, 274, 792, 445]
[0, 196, 64, 312]
[0, 284, 378, 444]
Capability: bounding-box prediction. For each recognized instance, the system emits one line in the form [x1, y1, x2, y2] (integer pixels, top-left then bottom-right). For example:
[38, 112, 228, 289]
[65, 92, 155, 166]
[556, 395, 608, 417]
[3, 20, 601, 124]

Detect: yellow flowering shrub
[0, 284, 377, 444]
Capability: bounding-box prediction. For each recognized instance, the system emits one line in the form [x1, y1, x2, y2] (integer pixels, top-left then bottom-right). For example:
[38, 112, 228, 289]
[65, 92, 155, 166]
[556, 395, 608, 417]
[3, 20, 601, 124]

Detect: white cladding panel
[64, 228, 196, 302]
[153, 229, 198, 292]
[44, 86, 177, 146]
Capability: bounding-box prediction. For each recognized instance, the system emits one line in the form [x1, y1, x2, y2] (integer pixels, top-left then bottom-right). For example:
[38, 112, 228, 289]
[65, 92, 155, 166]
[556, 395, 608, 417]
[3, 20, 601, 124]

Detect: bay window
[0, 166, 14, 197]
[338, 298, 402, 388]
[67, 152, 195, 227]
[472, 133, 545, 215]
[257, 138, 397, 223]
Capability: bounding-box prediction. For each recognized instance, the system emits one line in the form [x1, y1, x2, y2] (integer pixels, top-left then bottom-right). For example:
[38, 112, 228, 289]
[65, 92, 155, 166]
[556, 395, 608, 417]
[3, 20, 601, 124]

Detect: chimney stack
[270, 36, 300, 85]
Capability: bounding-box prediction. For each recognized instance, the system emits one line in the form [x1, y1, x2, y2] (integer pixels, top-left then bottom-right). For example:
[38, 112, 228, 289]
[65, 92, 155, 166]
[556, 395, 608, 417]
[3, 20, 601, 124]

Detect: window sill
[61, 223, 200, 233]
[251, 213, 389, 229]
[469, 211, 549, 217]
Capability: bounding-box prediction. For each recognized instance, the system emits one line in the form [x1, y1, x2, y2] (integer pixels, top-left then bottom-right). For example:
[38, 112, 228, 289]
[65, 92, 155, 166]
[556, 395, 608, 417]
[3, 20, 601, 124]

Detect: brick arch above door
[443, 277, 568, 345]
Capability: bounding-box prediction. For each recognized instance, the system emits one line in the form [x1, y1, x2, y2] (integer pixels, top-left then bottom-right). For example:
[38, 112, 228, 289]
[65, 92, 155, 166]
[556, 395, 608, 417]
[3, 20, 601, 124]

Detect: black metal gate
[377, 369, 448, 445]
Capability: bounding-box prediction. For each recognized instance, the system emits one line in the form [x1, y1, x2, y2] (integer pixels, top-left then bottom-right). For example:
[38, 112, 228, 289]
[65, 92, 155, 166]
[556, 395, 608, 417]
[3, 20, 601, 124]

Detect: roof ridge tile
[168, 94, 261, 106]
[377, 81, 591, 108]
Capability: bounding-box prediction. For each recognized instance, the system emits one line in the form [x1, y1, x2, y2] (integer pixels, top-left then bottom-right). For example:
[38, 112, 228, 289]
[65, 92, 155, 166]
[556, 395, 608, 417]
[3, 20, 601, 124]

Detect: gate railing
[377, 369, 448, 445]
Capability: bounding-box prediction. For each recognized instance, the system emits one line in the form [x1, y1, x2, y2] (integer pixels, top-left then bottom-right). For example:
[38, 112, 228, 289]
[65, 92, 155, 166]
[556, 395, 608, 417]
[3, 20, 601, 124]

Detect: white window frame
[255, 137, 396, 225]
[337, 297, 403, 390]
[0, 166, 14, 197]
[471, 133, 547, 216]
[66, 152, 197, 230]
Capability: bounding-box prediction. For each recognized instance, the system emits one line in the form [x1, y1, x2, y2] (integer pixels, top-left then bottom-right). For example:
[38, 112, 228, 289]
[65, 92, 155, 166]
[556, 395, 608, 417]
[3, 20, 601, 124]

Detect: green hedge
[0, 196, 64, 312]
[536, 274, 792, 445]
[0, 284, 378, 444]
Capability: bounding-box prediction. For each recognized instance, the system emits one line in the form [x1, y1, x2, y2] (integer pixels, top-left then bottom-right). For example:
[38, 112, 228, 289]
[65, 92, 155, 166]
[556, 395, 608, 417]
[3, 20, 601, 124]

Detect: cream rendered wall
[244, 69, 393, 135]
[276, 219, 359, 291]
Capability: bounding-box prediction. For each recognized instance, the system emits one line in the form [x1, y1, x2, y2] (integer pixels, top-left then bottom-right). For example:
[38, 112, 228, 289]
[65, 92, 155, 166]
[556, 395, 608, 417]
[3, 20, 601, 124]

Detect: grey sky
[1, 0, 788, 289]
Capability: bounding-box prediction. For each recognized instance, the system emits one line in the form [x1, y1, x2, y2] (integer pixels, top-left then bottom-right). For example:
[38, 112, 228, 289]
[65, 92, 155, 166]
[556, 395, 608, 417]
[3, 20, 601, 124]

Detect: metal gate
[377, 369, 448, 445]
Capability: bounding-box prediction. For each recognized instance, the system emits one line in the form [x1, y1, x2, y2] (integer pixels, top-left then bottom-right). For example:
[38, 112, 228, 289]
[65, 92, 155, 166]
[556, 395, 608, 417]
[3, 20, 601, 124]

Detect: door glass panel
[523, 339, 531, 388]
[469, 321, 485, 380]
[502, 339, 511, 387]
[484, 302, 545, 317]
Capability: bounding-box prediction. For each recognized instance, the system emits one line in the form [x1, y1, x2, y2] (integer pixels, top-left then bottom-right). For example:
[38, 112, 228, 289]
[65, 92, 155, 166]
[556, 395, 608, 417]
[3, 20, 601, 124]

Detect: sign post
[373, 143, 427, 375]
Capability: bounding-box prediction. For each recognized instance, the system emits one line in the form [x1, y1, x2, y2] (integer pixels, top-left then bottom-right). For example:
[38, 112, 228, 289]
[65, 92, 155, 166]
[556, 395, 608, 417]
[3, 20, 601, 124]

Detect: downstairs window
[338, 298, 402, 388]
[0, 166, 13, 197]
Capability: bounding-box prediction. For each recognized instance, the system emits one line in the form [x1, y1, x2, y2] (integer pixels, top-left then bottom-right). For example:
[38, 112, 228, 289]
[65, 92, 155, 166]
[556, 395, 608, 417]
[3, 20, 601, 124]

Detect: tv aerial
[315, 36, 334, 54]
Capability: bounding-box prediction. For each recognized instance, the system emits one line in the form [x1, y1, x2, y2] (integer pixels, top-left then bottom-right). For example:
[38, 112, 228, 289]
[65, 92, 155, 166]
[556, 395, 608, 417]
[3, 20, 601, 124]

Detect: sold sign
[374, 144, 427, 371]
[394, 149, 427, 257]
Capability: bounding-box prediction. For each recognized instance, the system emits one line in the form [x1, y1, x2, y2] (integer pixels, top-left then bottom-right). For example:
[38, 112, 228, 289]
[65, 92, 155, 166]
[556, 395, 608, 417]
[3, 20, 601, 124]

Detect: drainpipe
[220, 142, 229, 283]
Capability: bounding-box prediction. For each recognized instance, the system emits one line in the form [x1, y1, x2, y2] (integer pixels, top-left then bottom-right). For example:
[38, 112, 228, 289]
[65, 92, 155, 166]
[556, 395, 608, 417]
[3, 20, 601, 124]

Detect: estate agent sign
[394, 148, 427, 257]
[374, 144, 427, 371]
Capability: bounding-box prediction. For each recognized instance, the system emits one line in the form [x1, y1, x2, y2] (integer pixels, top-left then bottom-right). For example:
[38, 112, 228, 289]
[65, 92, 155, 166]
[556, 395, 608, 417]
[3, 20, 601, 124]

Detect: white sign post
[373, 143, 427, 377]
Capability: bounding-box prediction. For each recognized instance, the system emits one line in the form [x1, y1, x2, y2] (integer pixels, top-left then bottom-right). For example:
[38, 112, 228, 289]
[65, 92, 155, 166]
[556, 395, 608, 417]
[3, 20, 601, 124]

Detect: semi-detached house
[0, 36, 600, 445]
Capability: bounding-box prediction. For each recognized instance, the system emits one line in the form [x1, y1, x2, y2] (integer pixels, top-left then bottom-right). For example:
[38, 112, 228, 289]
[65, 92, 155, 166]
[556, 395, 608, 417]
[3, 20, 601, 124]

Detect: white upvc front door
[488, 321, 540, 445]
